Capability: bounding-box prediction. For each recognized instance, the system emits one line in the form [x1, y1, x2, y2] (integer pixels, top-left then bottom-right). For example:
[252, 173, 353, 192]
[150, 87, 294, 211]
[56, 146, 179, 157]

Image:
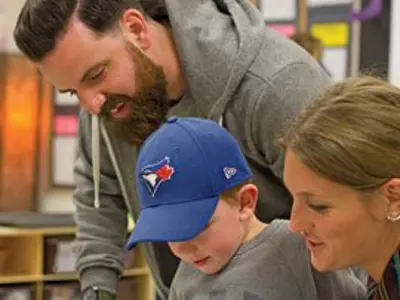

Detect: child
[126, 117, 365, 300]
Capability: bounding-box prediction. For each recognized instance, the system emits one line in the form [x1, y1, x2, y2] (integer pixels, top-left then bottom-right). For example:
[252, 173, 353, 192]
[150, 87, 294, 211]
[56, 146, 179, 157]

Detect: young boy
[125, 117, 365, 300]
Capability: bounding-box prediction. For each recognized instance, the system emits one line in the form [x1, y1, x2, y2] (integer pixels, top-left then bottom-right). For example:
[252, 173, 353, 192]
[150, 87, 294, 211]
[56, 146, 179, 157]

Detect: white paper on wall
[322, 48, 348, 82]
[308, 0, 352, 6]
[54, 241, 76, 272]
[55, 90, 79, 106]
[1, 0, 27, 53]
[259, 0, 295, 21]
[52, 137, 77, 186]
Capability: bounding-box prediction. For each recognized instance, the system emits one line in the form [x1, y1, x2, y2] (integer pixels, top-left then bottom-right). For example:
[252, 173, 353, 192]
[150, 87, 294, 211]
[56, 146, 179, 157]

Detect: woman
[282, 75, 400, 300]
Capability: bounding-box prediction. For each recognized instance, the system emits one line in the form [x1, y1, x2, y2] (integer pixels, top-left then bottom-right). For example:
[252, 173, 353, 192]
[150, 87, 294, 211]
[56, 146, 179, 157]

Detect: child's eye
[203, 219, 214, 230]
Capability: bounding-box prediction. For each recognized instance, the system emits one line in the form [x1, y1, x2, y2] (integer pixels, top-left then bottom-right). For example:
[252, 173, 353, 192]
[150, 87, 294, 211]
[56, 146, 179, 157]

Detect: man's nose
[78, 91, 106, 115]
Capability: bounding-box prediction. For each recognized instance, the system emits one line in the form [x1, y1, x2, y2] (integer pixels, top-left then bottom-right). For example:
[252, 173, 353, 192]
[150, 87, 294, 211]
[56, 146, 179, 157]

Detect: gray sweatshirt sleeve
[168, 282, 179, 300]
[73, 110, 128, 293]
[252, 62, 331, 179]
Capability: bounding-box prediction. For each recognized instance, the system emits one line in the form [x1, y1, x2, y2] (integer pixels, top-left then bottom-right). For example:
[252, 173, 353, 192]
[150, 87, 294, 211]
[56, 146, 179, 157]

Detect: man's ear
[119, 8, 151, 50]
[383, 178, 400, 221]
[238, 184, 258, 222]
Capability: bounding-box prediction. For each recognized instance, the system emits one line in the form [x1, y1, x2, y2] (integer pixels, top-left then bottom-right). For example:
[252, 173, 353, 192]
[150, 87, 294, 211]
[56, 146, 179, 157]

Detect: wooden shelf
[0, 226, 154, 300]
[123, 267, 150, 277]
[0, 226, 76, 236]
[41, 273, 77, 282]
[40, 267, 150, 282]
[0, 274, 41, 284]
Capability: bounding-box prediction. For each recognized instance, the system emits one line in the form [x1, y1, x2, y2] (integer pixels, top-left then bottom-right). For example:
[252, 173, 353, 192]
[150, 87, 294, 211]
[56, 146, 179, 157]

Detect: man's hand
[82, 287, 117, 300]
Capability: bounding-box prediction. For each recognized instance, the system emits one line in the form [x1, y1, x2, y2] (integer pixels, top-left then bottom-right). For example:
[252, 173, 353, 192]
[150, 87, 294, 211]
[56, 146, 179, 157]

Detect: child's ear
[238, 184, 258, 222]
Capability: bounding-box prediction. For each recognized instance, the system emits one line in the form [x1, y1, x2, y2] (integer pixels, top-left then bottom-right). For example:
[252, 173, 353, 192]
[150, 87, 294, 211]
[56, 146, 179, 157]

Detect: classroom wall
[358, 0, 390, 79]
[389, 0, 400, 85]
[0, 0, 24, 53]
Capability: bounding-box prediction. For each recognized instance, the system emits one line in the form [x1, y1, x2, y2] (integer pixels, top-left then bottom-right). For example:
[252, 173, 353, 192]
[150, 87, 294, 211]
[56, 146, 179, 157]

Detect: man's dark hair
[13, 0, 168, 62]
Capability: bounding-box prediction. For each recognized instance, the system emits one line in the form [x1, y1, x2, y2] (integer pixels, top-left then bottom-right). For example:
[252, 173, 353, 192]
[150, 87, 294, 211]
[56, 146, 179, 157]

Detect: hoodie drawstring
[92, 115, 101, 208]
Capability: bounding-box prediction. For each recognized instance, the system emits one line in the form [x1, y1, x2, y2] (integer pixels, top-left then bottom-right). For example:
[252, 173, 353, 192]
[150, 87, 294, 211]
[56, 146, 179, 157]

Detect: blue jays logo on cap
[140, 156, 175, 197]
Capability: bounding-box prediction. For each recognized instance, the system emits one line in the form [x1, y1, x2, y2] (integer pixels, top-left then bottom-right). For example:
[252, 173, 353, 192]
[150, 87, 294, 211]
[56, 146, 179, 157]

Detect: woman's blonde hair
[282, 75, 400, 190]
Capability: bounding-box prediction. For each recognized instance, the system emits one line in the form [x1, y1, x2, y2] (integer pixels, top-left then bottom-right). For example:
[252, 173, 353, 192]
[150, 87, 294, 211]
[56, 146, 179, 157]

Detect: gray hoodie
[73, 0, 331, 299]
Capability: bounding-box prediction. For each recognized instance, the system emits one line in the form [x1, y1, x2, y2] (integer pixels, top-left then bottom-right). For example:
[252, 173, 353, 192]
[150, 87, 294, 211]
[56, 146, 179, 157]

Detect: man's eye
[68, 91, 76, 96]
[90, 69, 104, 81]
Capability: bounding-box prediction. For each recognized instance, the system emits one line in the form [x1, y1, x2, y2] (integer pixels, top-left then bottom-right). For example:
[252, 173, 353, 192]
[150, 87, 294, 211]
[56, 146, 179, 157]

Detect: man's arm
[167, 282, 179, 300]
[73, 110, 128, 294]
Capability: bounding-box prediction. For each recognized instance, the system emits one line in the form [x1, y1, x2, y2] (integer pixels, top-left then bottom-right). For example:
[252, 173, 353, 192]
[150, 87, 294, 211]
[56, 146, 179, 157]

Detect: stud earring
[387, 211, 400, 222]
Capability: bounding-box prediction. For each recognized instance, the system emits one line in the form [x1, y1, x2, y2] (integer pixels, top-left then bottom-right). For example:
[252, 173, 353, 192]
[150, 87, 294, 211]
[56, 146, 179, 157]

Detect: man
[290, 32, 330, 76]
[13, 1, 330, 299]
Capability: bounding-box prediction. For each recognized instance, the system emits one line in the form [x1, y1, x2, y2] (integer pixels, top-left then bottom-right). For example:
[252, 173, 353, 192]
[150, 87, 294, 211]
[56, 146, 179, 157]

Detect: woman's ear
[383, 178, 400, 222]
[238, 184, 258, 222]
[119, 8, 151, 50]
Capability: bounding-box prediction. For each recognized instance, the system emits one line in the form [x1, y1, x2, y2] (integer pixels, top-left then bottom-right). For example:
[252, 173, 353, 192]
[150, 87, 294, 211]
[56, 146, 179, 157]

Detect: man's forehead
[37, 21, 112, 89]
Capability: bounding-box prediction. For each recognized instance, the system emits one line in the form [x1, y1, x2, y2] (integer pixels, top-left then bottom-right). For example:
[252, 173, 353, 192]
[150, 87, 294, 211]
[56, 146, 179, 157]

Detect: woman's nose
[289, 202, 311, 234]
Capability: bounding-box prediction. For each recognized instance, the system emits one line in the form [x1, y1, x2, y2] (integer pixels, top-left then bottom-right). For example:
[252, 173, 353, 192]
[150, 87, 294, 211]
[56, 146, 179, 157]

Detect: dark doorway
[359, 0, 391, 79]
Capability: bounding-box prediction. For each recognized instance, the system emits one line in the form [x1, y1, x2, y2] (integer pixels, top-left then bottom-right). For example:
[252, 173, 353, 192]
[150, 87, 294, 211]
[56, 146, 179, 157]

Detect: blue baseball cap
[125, 117, 253, 250]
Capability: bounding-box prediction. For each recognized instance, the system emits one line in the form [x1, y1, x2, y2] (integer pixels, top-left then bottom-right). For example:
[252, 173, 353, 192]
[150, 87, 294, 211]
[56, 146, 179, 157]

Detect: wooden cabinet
[0, 54, 53, 211]
[0, 226, 154, 300]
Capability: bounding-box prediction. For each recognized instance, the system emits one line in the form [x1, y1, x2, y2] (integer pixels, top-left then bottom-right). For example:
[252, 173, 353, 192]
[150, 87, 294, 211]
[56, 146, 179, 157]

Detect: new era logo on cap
[223, 167, 237, 179]
[140, 156, 175, 197]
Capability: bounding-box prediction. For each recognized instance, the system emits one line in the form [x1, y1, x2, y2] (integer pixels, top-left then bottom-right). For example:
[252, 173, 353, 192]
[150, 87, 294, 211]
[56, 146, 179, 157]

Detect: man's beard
[100, 43, 169, 147]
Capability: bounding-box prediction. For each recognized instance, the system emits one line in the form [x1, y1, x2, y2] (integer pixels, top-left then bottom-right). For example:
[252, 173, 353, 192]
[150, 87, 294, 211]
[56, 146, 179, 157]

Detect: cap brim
[125, 196, 219, 250]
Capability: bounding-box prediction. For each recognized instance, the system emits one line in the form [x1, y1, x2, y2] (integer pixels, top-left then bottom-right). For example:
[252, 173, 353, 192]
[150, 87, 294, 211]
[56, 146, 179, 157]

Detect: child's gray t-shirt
[168, 219, 366, 300]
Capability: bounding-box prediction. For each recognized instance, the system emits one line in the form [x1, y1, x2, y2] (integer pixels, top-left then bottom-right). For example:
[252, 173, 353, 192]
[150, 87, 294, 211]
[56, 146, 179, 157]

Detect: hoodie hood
[165, 0, 265, 121]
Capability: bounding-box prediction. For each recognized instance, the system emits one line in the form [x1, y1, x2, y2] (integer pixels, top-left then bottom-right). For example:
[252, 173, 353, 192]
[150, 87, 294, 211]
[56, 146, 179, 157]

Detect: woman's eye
[309, 204, 329, 213]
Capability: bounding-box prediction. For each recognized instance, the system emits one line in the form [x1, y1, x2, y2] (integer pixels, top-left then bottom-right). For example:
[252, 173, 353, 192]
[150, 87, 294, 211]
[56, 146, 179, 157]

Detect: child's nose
[168, 240, 197, 255]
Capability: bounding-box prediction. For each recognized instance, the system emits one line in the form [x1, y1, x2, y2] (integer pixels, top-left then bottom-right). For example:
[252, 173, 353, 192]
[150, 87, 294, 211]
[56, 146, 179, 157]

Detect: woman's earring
[387, 211, 400, 222]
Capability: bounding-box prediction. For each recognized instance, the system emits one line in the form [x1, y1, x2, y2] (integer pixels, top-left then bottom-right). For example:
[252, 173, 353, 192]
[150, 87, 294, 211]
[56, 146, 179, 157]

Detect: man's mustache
[100, 94, 133, 117]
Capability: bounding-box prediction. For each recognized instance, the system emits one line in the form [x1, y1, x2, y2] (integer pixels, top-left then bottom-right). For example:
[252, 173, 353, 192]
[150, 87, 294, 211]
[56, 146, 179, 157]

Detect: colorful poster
[268, 23, 296, 36]
[311, 22, 349, 47]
